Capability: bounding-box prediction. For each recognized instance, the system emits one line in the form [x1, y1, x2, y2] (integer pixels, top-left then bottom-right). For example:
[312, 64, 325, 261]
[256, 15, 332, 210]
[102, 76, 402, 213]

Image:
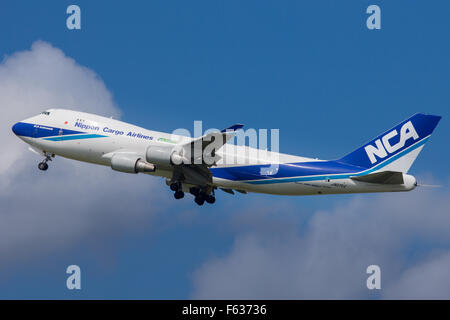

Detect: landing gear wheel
[189, 187, 200, 197]
[174, 190, 184, 199]
[38, 162, 48, 171]
[205, 195, 216, 204]
[170, 183, 180, 192]
[195, 194, 205, 206]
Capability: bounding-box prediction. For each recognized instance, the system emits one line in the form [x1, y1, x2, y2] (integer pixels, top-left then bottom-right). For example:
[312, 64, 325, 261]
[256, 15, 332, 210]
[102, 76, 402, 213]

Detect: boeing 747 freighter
[12, 110, 441, 205]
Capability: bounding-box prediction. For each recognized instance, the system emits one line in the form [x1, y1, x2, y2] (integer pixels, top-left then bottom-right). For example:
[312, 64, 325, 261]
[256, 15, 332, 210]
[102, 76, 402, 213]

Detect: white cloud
[192, 187, 450, 299]
[0, 41, 168, 271]
[384, 251, 450, 299]
[0, 40, 120, 178]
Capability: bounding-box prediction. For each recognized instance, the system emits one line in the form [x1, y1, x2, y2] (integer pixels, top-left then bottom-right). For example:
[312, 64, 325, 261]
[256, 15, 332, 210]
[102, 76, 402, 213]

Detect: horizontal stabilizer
[351, 171, 404, 184]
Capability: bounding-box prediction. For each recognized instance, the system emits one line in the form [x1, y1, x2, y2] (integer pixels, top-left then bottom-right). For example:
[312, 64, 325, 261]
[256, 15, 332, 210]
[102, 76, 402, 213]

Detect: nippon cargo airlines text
[74, 121, 154, 140]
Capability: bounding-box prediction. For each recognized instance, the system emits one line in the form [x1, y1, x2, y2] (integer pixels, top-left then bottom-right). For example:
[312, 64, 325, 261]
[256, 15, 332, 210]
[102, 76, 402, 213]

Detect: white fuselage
[13, 109, 417, 196]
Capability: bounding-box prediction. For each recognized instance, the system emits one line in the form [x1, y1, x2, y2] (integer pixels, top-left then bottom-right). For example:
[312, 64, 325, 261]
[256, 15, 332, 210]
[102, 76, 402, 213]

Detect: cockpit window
[41, 111, 50, 115]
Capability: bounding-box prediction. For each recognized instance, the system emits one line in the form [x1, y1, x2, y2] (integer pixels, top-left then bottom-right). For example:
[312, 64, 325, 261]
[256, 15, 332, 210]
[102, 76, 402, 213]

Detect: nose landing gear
[38, 162, 49, 171]
[38, 153, 54, 171]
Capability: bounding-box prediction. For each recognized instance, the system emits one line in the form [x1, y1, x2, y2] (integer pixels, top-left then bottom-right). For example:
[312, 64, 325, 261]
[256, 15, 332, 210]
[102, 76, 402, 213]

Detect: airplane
[11, 109, 441, 206]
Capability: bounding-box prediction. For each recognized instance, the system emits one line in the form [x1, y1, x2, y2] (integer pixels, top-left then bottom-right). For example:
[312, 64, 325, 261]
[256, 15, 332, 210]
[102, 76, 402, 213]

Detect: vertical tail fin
[338, 113, 441, 173]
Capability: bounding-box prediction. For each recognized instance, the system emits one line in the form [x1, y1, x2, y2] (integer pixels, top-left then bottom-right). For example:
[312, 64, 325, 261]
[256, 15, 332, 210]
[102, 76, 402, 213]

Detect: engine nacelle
[146, 144, 188, 168]
[110, 153, 155, 174]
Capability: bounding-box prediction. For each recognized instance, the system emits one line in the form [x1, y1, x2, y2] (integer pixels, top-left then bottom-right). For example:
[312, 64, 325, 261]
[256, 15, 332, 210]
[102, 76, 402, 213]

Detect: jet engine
[146, 144, 188, 168]
[110, 153, 155, 174]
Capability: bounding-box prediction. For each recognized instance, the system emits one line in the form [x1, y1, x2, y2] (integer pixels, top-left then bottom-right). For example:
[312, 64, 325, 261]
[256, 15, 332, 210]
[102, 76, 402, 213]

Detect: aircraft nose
[11, 121, 31, 137]
[12, 122, 20, 135]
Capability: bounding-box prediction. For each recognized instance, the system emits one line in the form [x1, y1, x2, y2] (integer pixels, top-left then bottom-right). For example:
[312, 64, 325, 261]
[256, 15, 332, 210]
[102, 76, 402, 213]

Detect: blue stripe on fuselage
[210, 160, 364, 181]
[43, 134, 108, 141]
[12, 122, 108, 141]
[211, 136, 429, 185]
[12, 122, 84, 138]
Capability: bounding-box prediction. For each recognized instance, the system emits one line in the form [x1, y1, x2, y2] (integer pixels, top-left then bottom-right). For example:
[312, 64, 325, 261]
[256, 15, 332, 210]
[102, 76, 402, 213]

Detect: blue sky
[0, 1, 449, 299]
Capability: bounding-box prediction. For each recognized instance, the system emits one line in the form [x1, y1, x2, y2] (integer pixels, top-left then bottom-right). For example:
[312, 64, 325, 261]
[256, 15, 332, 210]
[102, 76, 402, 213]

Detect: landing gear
[174, 190, 184, 199]
[191, 188, 215, 206]
[38, 162, 48, 171]
[205, 195, 216, 204]
[170, 182, 180, 192]
[170, 184, 216, 205]
[194, 194, 205, 206]
[189, 187, 200, 197]
[190, 187, 204, 206]
[170, 181, 184, 199]
[38, 153, 53, 171]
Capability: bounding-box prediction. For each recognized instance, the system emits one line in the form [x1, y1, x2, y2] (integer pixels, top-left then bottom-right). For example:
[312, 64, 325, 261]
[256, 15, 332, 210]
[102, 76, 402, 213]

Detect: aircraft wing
[166, 123, 244, 191]
[350, 171, 404, 184]
[179, 123, 244, 167]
